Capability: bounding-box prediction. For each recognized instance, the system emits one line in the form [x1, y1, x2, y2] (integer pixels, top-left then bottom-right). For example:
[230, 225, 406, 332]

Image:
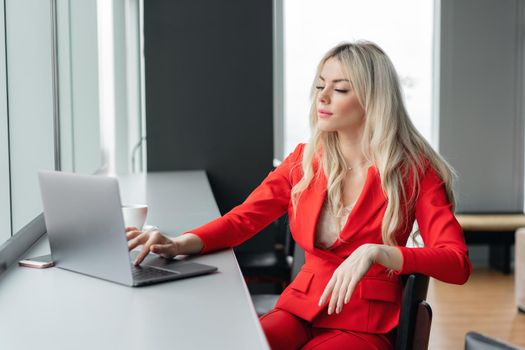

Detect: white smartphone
[18, 254, 54, 269]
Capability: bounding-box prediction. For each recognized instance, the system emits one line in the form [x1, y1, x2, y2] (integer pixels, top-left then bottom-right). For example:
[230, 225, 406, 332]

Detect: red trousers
[260, 308, 395, 350]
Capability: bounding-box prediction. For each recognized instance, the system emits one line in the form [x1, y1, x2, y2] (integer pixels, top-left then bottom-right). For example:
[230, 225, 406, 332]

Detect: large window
[0, 0, 58, 242]
[6, 0, 57, 233]
[0, 1, 9, 245]
[283, 0, 435, 154]
[0, 0, 145, 250]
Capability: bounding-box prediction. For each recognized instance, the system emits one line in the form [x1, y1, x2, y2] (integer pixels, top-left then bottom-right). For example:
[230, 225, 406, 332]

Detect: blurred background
[0, 0, 524, 348]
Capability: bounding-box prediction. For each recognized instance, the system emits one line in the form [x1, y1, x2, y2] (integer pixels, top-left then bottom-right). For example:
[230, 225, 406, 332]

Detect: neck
[337, 128, 368, 167]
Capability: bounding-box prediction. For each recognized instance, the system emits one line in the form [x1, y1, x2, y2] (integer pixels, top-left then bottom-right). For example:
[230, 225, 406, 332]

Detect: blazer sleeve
[183, 143, 305, 254]
[395, 164, 472, 284]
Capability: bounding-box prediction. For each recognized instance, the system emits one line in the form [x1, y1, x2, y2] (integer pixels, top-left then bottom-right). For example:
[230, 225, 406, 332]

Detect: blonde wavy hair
[291, 41, 458, 246]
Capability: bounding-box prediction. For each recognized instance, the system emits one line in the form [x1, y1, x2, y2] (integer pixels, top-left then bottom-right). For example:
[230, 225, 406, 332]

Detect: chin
[317, 121, 339, 133]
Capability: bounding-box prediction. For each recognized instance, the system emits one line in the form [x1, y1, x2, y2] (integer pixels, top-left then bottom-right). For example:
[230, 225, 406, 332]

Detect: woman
[127, 41, 472, 349]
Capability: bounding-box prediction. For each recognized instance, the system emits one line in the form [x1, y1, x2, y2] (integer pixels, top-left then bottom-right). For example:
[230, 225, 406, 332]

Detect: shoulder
[275, 143, 305, 170]
[411, 158, 447, 199]
[420, 158, 444, 183]
[294, 143, 307, 155]
[400, 158, 444, 197]
[276, 143, 306, 180]
[403, 157, 439, 181]
[285, 143, 307, 162]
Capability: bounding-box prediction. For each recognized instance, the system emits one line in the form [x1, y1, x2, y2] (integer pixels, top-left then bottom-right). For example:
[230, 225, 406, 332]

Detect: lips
[318, 109, 333, 118]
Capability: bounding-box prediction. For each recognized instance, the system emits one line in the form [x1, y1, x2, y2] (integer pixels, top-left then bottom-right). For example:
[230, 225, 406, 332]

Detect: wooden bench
[456, 213, 525, 274]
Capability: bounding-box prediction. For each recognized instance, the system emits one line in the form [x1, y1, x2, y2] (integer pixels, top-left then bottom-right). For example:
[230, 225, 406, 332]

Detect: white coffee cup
[122, 204, 148, 230]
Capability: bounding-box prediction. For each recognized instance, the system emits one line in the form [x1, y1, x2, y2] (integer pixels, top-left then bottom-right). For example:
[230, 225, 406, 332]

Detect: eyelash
[315, 86, 348, 93]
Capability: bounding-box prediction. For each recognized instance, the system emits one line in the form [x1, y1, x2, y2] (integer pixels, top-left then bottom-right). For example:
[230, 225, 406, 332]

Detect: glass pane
[5, 0, 55, 233]
[114, 0, 145, 175]
[0, 0, 11, 243]
[58, 0, 142, 176]
[283, 0, 434, 154]
[57, 0, 101, 175]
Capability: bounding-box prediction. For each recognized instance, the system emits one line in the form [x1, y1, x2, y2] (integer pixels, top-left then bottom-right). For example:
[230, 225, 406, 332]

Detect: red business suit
[186, 143, 471, 335]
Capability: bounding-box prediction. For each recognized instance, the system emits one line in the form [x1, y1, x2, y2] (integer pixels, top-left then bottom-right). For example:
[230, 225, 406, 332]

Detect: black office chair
[394, 274, 432, 350]
[251, 241, 305, 316]
[236, 214, 295, 292]
[464, 332, 522, 350]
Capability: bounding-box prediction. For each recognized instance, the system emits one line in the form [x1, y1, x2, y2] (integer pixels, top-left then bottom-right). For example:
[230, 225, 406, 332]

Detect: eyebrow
[319, 76, 350, 83]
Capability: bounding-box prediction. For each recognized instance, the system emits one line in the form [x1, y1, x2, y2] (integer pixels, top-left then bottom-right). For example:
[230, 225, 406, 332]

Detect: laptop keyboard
[131, 265, 177, 280]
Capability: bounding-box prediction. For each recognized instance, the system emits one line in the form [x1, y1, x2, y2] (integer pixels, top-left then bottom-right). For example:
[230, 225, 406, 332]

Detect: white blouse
[314, 198, 355, 250]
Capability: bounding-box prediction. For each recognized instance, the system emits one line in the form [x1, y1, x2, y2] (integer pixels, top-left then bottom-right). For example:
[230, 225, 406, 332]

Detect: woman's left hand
[318, 243, 378, 315]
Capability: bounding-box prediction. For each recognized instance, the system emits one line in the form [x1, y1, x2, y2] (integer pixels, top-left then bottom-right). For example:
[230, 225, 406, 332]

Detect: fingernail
[328, 307, 332, 315]
[134, 259, 138, 265]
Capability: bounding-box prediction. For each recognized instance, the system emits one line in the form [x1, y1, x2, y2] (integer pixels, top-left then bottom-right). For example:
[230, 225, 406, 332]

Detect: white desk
[0, 171, 269, 350]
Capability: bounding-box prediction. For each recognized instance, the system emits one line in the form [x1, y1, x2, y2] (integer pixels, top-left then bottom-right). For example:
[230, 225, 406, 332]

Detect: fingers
[134, 244, 151, 266]
[127, 227, 160, 251]
[126, 229, 142, 242]
[328, 276, 343, 315]
[317, 245, 375, 316]
[334, 275, 351, 314]
[151, 240, 179, 258]
[344, 280, 357, 304]
[128, 231, 148, 251]
[132, 231, 173, 266]
[319, 273, 357, 315]
[133, 231, 160, 265]
[125, 226, 138, 232]
[318, 276, 335, 307]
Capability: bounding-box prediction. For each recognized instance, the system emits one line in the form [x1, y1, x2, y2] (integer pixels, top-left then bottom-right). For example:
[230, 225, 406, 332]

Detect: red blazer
[185, 143, 472, 334]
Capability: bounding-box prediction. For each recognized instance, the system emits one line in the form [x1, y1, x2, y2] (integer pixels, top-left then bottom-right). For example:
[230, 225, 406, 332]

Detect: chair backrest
[282, 214, 296, 258]
[395, 274, 432, 350]
[273, 213, 296, 257]
[412, 301, 432, 349]
[465, 331, 523, 350]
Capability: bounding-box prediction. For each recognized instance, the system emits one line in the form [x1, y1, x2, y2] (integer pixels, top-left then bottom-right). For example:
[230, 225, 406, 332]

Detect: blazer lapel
[337, 166, 387, 243]
[294, 165, 387, 256]
[299, 169, 327, 252]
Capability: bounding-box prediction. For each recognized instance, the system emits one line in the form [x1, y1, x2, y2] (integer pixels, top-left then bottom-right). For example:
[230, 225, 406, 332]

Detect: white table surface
[0, 171, 269, 350]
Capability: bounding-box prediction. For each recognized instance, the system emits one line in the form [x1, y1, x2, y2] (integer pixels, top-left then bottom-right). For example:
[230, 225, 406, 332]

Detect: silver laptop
[38, 170, 217, 287]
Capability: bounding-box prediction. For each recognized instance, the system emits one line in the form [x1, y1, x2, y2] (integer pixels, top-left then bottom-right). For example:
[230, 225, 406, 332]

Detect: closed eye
[315, 86, 348, 93]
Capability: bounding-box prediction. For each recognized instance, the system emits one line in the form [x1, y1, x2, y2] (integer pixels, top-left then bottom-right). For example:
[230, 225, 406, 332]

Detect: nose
[318, 88, 330, 104]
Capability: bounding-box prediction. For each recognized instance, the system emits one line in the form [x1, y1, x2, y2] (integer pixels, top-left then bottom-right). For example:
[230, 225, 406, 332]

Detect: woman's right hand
[126, 227, 203, 266]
